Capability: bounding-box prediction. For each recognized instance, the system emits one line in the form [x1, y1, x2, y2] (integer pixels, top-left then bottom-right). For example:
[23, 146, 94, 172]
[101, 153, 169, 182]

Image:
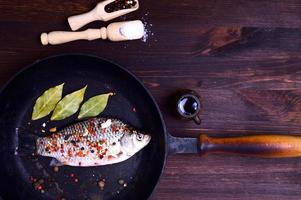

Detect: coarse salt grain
[101, 119, 112, 128]
[120, 20, 145, 40]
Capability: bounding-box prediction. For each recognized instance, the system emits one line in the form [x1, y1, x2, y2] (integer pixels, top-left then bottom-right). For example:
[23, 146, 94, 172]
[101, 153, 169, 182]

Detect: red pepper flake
[67, 149, 73, 157]
[88, 120, 96, 135]
[76, 151, 85, 157]
[132, 107, 136, 112]
[69, 173, 75, 178]
[74, 178, 79, 183]
[49, 127, 57, 132]
[29, 176, 36, 182]
[37, 185, 43, 190]
[108, 155, 115, 160]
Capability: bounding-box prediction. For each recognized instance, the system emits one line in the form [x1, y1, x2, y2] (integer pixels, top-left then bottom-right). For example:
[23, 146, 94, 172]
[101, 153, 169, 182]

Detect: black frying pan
[1, 54, 301, 200]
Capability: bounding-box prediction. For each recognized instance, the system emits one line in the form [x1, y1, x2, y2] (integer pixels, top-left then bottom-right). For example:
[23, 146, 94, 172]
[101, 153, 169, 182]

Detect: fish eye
[136, 133, 143, 141]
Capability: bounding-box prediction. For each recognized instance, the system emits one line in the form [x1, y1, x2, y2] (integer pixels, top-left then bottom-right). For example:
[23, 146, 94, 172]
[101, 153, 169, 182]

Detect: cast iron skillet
[0, 54, 167, 200]
[1, 54, 301, 200]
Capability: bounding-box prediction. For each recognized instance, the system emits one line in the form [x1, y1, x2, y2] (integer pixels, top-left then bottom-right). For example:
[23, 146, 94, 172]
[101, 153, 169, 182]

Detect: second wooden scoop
[40, 20, 144, 45]
[68, 0, 139, 31]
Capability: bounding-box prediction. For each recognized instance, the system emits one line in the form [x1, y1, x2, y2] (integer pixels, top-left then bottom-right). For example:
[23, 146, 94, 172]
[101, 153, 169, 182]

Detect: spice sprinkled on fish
[34, 118, 151, 167]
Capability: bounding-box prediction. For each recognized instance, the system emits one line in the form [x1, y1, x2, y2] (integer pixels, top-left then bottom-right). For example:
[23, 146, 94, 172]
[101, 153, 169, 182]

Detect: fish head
[120, 129, 151, 156]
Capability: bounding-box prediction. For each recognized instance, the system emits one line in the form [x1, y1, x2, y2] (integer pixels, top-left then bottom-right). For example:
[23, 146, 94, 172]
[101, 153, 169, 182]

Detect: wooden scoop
[68, 0, 139, 31]
[40, 20, 144, 45]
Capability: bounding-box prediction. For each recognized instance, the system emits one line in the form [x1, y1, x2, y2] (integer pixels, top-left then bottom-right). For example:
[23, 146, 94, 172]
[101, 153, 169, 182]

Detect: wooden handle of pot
[40, 28, 107, 45]
[199, 134, 301, 158]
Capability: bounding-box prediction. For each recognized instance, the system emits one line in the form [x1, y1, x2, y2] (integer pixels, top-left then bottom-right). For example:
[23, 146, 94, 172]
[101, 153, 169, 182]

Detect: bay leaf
[51, 85, 87, 121]
[32, 83, 64, 120]
[78, 93, 113, 119]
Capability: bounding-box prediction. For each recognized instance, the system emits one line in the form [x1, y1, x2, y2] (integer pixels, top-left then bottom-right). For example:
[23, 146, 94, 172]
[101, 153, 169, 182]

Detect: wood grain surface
[1, 0, 301, 199]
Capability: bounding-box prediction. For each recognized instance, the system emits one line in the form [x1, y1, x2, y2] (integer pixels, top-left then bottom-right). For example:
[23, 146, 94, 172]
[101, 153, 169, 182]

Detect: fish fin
[49, 158, 64, 167]
[17, 133, 38, 156]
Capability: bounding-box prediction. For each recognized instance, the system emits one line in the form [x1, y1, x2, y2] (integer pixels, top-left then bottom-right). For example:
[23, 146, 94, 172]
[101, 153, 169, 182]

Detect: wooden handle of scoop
[68, 6, 101, 31]
[199, 134, 301, 158]
[40, 28, 107, 45]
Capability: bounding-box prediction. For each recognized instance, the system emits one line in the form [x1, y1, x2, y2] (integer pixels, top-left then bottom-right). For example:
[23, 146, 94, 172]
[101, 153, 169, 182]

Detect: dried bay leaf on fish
[78, 93, 113, 119]
[32, 83, 64, 120]
[51, 85, 87, 121]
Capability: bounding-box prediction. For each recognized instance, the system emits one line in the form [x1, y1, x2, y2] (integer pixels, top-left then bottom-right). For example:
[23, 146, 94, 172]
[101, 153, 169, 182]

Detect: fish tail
[17, 133, 38, 156]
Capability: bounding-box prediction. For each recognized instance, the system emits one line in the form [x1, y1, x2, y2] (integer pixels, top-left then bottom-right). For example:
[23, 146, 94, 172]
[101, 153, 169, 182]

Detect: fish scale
[35, 117, 151, 167]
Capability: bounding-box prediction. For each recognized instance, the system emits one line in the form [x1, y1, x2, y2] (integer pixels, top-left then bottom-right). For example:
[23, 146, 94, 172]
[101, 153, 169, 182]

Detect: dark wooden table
[1, 0, 301, 199]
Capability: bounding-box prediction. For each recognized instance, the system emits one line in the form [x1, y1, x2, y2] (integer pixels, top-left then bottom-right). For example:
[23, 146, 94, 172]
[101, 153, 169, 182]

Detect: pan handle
[199, 134, 301, 158]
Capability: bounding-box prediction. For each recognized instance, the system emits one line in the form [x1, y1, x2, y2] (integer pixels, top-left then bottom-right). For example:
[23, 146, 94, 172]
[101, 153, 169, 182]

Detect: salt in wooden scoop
[68, 0, 139, 31]
[40, 20, 145, 45]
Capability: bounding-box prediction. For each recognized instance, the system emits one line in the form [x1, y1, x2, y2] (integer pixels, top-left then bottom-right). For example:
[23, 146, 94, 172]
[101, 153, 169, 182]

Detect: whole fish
[33, 118, 151, 167]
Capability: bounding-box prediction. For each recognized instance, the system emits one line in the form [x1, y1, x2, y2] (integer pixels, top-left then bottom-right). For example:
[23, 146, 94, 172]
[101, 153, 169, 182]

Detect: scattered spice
[30, 176, 37, 183]
[118, 179, 128, 187]
[98, 180, 105, 190]
[14, 146, 18, 155]
[38, 179, 44, 184]
[74, 178, 79, 183]
[141, 21, 150, 42]
[53, 166, 59, 172]
[118, 179, 125, 185]
[33, 181, 44, 193]
[50, 127, 57, 132]
[132, 107, 136, 112]
[105, 0, 137, 13]
[69, 173, 75, 178]
[37, 185, 43, 190]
